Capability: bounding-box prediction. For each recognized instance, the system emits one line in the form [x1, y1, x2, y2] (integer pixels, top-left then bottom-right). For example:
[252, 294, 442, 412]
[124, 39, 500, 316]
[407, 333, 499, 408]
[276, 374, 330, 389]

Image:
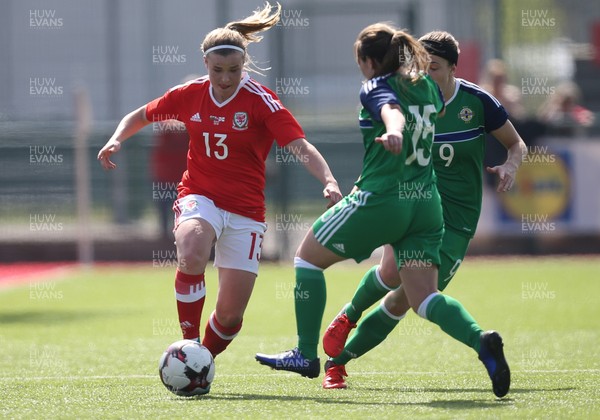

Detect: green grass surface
[1, 257, 599, 419]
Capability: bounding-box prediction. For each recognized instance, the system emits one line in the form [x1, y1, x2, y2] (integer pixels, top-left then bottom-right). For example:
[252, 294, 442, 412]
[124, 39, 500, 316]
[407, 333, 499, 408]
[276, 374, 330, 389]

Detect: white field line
[2, 369, 599, 381]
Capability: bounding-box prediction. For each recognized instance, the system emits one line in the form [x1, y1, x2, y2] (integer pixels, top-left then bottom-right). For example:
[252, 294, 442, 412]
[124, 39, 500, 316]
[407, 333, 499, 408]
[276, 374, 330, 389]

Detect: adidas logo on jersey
[331, 243, 345, 253]
[190, 113, 202, 122]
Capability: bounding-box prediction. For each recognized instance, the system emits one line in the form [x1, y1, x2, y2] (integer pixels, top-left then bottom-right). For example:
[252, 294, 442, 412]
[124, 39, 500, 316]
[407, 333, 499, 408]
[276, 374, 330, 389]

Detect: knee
[175, 220, 215, 273]
[383, 290, 409, 316]
[378, 264, 401, 288]
[176, 243, 209, 273]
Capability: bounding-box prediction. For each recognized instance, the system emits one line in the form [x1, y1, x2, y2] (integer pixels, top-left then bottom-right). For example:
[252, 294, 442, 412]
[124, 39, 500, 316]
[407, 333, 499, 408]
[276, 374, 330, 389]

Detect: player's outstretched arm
[486, 120, 527, 192]
[375, 104, 404, 155]
[97, 105, 151, 170]
[286, 138, 342, 208]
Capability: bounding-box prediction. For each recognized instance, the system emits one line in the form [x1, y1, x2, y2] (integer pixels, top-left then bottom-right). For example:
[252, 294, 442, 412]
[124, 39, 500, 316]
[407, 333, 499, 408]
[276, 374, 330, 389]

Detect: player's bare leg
[173, 218, 216, 341]
[175, 218, 216, 274]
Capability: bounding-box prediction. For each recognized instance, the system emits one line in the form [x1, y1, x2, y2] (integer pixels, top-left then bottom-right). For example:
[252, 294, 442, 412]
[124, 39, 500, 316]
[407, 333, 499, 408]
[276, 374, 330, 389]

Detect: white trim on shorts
[314, 191, 371, 245]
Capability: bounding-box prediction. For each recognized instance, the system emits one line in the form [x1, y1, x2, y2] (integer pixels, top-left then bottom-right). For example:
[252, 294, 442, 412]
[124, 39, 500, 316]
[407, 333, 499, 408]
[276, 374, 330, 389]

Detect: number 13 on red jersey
[202, 132, 228, 160]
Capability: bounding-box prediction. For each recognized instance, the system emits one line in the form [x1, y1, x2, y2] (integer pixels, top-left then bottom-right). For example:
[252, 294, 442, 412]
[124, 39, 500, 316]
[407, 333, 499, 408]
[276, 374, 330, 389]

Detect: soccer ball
[158, 339, 215, 396]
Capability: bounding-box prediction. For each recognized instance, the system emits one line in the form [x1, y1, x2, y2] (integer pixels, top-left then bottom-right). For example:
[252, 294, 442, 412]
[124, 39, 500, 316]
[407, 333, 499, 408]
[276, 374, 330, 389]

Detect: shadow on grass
[425, 398, 513, 409]
[182, 392, 509, 409]
[188, 386, 577, 408]
[185, 392, 386, 405]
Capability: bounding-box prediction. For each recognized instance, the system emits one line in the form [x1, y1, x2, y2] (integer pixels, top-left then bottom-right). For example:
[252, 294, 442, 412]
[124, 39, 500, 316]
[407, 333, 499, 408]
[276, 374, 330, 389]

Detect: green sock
[295, 267, 326, 360]
[345, 265, 392, 322]
[333, 304, 401, 365]
[425, 294, 483, 352]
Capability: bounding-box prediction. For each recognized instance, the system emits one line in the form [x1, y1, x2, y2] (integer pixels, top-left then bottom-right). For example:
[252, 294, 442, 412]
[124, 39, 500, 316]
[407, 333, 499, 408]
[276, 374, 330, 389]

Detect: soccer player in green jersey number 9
[256, 24, 513, 398]
[321, 30, 527, 397]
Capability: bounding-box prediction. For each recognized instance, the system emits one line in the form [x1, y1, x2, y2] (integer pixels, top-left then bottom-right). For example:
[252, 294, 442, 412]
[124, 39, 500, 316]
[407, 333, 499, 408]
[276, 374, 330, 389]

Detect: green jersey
[356, 73, 444, 195]
[432, 78, 508, 237]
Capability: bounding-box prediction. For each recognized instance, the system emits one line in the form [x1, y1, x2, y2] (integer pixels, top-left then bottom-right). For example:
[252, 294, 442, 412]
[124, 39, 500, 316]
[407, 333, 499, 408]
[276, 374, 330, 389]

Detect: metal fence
[1, 0, 600, 262]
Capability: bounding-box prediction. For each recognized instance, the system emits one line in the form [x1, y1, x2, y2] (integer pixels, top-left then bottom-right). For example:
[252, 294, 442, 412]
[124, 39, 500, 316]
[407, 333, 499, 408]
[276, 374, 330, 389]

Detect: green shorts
[312, 188, 443, 265]
[437, 228, 472, 291]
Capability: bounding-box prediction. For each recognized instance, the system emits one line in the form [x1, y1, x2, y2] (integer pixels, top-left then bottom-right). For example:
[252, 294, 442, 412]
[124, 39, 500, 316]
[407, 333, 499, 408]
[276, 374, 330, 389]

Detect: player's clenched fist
[375, 132, 403, 155]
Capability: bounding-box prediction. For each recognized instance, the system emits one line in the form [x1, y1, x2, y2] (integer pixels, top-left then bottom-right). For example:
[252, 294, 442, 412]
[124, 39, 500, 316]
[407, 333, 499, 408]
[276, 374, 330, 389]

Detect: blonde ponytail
[225, 2, 281, 43]
[201, 2, 281, 74]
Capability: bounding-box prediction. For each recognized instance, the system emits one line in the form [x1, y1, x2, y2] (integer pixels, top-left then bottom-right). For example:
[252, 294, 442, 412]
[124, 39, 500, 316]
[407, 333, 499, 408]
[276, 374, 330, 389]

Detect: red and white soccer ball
[158, 339, 215, 396]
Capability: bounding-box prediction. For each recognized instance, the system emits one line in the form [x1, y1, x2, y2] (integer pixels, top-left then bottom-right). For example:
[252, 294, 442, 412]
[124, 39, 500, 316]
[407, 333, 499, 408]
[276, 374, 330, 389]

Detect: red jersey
[145, 73, 305, 222]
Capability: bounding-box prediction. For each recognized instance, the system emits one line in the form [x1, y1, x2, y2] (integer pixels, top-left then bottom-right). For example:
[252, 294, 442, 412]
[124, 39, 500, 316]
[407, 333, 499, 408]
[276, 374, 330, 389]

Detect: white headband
[203, 45, 245, 56]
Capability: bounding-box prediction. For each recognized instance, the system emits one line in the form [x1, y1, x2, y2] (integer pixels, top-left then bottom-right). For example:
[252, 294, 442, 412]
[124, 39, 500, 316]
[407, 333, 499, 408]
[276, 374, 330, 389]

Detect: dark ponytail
[356, 23, 430, 80]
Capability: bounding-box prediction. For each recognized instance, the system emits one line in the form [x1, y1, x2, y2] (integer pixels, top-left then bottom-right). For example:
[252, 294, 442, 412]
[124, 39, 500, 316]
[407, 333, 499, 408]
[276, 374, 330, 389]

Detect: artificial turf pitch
[0, 257, 598, 419]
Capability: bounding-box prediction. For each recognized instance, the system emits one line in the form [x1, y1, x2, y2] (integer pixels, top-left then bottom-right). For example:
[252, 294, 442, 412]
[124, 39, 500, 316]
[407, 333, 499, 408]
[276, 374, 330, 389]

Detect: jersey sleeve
[145, 86, 184, 123]
[476, 90, 509, 132]
[264, 108, 305, 146]
[252, 84, 305, 146]
[360, 77, 400, 122]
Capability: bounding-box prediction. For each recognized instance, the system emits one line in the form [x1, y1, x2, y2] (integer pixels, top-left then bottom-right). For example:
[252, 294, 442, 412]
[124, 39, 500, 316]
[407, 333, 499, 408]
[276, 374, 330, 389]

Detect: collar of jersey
[209, 72, 250, 108]
[445, 78, 460, 106]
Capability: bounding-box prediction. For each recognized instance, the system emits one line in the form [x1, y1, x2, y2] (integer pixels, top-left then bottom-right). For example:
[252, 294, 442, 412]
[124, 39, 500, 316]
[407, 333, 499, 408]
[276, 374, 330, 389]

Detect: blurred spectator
[151, 74, 199, 239]
[480, 58, 526, 121]
[151, 121, 189, 239]
[481, 59, 530, 188]
[537, 81, 595, 137]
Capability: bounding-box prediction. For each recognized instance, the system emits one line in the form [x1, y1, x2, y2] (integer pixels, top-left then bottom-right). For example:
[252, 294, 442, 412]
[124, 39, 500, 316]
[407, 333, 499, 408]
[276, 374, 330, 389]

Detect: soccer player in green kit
[256, 25, 511, 398]
[321, 30, 527, 398]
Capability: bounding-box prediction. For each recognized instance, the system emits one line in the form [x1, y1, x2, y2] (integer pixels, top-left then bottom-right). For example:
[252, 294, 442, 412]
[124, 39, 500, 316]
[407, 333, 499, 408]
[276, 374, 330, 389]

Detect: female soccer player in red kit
[97, 3, 342, 358]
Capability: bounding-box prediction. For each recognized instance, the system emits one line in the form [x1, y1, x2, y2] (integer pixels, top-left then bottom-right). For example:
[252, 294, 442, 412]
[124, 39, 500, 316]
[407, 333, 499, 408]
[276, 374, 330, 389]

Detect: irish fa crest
[233, 112, 249, 130]
[459, 106, 474, 122]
